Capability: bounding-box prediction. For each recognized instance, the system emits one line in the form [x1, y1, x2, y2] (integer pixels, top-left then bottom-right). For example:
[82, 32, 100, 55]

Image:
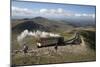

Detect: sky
[11, 1, 96, 21]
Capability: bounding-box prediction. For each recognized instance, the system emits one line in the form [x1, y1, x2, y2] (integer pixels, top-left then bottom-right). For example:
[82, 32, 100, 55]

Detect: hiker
[54, 44, 58, 52]
[23, 44, 29, 54]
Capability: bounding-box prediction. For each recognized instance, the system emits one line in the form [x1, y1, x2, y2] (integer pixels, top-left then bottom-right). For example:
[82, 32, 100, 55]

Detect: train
[36, 37, 64, 48]
[36, 33, 82, 48]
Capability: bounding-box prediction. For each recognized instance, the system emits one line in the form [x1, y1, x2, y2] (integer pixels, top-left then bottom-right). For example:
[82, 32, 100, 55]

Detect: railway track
[64, 32, 82, 45]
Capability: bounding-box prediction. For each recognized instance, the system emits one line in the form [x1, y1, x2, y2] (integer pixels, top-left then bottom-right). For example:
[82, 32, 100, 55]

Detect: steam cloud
[17, 29, 60, 45]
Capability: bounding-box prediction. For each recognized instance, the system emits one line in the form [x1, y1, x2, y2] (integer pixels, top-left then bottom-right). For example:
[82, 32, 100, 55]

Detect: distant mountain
[12, 17, 74, 33]
[60, 18, 95, 27]
[12, 20, 49, 33]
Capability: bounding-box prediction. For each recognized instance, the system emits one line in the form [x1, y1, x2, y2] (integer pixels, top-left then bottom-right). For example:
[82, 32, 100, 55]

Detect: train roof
[38, 36, 63, 40]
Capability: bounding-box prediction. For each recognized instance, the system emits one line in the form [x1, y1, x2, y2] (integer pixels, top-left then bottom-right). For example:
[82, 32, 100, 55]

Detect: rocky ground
[11, 36, 96, 66]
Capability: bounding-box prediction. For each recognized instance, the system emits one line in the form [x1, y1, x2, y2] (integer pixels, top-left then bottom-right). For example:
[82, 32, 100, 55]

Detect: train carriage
[37, 37, 64, 48]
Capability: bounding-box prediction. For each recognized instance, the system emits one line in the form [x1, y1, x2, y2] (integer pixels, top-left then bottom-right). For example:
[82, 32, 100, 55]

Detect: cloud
[74, 13, 95, 18]
[40, 9, 48, 13]
[39, 8, 66, 15]
[39, 8, 74, 17]
[39, 8, 95, 18]
[12, 6, 33, 16]
[91, 14, 95, 18]
[57, 8, 63, 13]
[12, 6, 95, 19]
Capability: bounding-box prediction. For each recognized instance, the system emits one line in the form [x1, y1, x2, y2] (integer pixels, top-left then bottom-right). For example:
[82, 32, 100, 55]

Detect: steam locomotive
[36, 32, 82, 48]
[36, 37, 64, 48]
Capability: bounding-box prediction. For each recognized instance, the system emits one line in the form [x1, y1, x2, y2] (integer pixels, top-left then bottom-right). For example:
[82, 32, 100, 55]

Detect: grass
[12, 49, 95, 65]
[11, 29, 96, 66]
[60, 31, 74, 40]
[79, 30, 96, 50]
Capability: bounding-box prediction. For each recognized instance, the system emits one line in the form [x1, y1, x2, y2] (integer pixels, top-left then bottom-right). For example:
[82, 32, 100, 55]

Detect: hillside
[79, 30, 96, 50]
[11, 17, 74, 34]
[11, 17, 96, 66]
[11, 30, 96, 66]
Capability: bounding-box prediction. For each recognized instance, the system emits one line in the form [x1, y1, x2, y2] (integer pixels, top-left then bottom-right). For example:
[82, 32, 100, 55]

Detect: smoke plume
[17, 29, 60, 45]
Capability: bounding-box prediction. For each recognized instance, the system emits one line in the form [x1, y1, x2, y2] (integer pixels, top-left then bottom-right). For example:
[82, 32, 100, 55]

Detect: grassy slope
[11, 29, 96, 66]
[79, 30, 96, 50]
